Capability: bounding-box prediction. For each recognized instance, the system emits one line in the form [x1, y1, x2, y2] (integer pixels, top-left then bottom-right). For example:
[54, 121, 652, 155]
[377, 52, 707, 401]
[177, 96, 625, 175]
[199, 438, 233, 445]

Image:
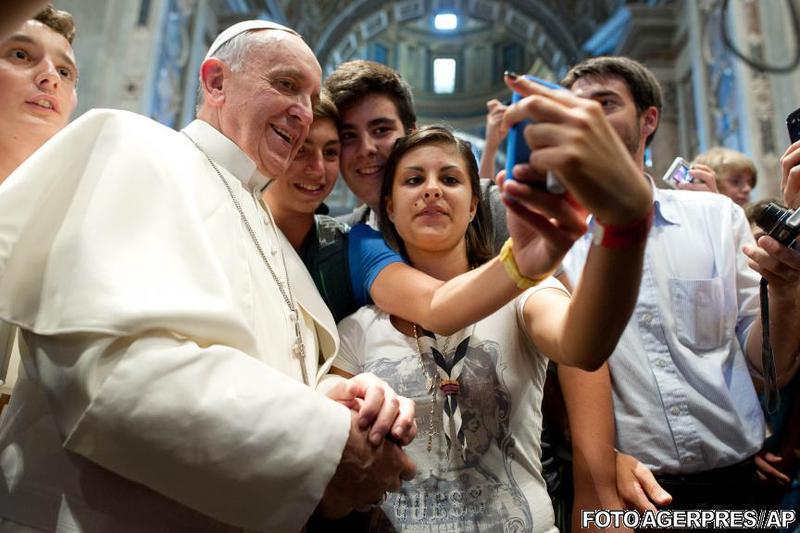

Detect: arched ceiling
[214, 0, 634, 129]
[274, 0, 627, 59]
[281, 0, 626, 128]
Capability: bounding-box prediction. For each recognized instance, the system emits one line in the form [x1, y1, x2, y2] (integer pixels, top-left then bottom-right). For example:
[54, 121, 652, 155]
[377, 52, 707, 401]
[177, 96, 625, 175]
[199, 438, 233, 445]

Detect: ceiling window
[433, 57, 456, 94]
[434, 13, 458, 31]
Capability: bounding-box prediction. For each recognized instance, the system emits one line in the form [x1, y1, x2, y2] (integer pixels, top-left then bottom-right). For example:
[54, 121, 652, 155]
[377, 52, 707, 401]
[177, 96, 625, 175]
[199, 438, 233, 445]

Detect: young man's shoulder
[659, 187, 739, 211]
[335, 204, 371, 227]
[656, 187, 749, 229]
[315, 214, 351, 237]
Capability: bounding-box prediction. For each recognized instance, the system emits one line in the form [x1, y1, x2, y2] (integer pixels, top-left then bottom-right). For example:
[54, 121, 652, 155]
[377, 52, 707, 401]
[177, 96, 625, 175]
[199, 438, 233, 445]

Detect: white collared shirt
[563, 184, 764, 474]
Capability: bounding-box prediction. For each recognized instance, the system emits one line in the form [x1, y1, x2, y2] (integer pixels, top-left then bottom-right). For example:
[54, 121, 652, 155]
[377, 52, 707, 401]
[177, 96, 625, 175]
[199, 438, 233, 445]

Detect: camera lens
[754, 201, 800, 247]
[754, 202, 789, 234]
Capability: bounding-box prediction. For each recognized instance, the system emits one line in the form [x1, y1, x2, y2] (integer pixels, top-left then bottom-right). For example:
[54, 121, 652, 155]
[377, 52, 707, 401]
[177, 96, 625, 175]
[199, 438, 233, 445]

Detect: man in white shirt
[0, 4, 78, 406]
[560, 56, 800, 512]
[0, 20, 415, 532]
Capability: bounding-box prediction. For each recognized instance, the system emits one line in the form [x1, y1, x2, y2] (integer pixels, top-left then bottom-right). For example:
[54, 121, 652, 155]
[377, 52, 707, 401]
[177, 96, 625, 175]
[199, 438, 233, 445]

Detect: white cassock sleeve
[0, 110, 350, 531]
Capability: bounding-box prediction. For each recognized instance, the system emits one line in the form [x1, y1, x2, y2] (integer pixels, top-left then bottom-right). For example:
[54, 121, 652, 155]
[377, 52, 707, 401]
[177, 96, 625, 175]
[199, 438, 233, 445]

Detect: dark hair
[378, 125, 493, 268]
[313, 90, 338, 123]
[34, 5, 76, 44]
[561, 56, 662, 147]
[324, 60, 416, 132]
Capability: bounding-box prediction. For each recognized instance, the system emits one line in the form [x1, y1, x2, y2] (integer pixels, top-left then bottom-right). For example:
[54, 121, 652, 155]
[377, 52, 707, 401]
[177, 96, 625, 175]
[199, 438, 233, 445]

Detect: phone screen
[669, 162, 692, 184]
[787, 107, 800, 143]
[505, 76, 562, 180]
[661, 157, 692, 189]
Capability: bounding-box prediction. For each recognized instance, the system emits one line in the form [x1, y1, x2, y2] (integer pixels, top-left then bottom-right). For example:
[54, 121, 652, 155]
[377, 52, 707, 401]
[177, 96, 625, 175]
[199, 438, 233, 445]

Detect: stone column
[57, 0, 161, 117]
[758, 0, 800, 201]
[728, 0, 781, 200]
[614, 3, 681, 181]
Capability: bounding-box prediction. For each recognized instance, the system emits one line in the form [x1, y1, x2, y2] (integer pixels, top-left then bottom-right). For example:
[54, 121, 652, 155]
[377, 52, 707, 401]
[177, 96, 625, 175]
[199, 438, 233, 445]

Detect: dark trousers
[637, 457, 768, 533]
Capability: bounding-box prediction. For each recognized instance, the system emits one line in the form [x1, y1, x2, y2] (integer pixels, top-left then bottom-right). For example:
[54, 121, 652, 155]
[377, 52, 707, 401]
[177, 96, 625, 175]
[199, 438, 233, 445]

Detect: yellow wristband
[499, 238, 554, 289]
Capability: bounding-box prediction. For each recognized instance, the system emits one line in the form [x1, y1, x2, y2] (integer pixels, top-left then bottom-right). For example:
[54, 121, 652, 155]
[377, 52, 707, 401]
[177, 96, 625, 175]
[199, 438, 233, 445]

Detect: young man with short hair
[326, 59, 511, 252]
[325, 60, 416, 227]
[560, 56, 800, 512]
[0, 4, 78, 407]
[0, 4, 77, 182]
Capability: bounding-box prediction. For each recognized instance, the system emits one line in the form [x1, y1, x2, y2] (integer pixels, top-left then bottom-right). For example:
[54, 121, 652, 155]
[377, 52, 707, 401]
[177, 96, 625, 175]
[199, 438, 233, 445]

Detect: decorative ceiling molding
[312, 0, 589, 70]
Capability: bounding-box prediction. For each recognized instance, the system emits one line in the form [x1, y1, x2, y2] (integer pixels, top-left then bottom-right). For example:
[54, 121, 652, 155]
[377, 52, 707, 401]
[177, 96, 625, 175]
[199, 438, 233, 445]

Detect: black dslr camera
[754, 202, 800, 249]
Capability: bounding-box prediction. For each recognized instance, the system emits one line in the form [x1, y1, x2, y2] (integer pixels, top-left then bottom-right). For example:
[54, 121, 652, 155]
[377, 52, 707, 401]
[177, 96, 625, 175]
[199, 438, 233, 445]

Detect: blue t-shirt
[348, 223, 404, 306]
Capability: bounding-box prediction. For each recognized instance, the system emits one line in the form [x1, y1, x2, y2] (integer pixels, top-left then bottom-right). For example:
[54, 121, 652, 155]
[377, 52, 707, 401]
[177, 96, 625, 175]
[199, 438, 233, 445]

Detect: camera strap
[760, 277, 781, 414]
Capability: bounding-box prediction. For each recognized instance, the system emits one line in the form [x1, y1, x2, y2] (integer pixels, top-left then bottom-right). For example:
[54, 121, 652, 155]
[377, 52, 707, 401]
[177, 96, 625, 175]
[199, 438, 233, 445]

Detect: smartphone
[787, 106, 800, 143]
[505, 75, 565, 194]
[661, 157, 693, 188]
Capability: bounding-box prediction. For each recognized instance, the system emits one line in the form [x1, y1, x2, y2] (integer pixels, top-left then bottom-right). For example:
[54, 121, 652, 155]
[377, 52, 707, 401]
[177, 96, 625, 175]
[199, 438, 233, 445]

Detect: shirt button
[685, 456, 694, 463]
[640, 312, 653, 326]
[656, 359, 668, 368]
[270, 246, 278, 255]
[670, 405, 681, 416]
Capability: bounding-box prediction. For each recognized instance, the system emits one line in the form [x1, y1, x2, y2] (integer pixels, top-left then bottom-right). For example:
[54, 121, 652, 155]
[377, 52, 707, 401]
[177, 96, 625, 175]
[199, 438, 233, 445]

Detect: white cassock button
[656, 359, 668, 368]
[670, 405, 681, 416]
[288, 310, 298, 323]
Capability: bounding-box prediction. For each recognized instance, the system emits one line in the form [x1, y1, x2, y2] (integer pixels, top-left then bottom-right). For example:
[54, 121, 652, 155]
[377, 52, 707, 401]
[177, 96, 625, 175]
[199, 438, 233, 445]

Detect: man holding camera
[559, 56, 800, 513]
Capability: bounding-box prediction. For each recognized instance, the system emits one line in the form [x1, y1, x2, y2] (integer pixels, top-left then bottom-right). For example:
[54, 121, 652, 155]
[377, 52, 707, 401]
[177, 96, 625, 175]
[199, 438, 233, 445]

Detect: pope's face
[0, 20, 78, 144]
[219, 32, 321, 179]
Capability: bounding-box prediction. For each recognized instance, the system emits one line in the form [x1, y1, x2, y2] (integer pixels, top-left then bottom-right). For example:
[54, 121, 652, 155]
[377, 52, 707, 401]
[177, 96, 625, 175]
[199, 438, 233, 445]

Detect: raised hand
[676, 163, 719, 193]
[484, 98, 509, 150]
[497, 168, 587, 278]
[480, 99, 510, 182]
[500, 74, 652, 226]
[780, 141, 800, 208]
[743, 234, 800, 289]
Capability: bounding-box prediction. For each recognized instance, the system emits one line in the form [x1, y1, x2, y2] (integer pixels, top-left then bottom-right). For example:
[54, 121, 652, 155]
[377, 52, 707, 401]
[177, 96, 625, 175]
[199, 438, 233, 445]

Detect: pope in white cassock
[0, 20, 416, 532]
